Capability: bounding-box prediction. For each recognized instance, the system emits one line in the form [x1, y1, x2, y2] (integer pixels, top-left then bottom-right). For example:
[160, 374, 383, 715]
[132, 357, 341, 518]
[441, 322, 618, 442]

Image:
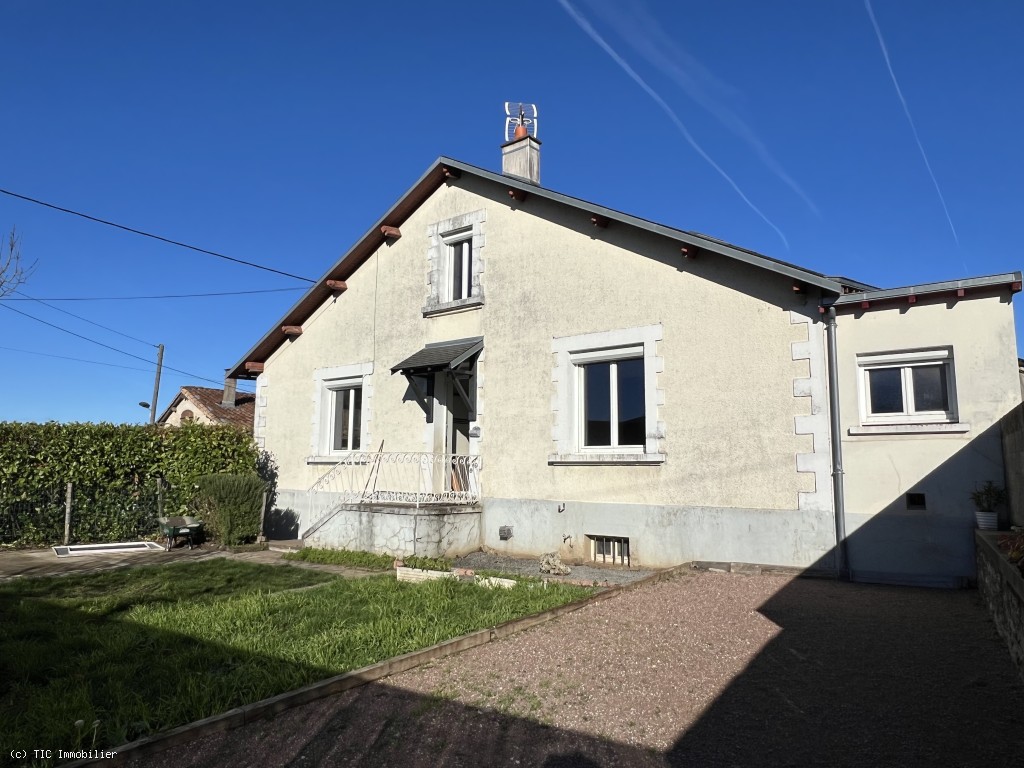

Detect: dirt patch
[452, 550, 657, 586]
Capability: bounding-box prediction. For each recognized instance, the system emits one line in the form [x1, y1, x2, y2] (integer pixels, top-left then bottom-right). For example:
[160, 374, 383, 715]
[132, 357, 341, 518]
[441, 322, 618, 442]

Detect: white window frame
[424, 210, 485, 316]
[572, 346, 645, 452]
[443, 230, 474, 303]
[857, 349, 958, 426]
[550, 325, 664, 465]
[310, 362, 373, 462]
[327, 384, 362, 452]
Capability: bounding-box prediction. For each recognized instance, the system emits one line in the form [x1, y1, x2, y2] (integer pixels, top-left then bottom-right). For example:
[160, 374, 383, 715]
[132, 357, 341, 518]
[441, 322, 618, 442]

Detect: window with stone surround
[550, 324, 664, 465]
[424, 210, 485, 315]
[310, 362, 373, 462]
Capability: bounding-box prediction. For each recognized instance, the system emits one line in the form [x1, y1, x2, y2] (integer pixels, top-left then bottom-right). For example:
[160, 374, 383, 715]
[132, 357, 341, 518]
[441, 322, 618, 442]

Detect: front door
[431, 368, 475, 495]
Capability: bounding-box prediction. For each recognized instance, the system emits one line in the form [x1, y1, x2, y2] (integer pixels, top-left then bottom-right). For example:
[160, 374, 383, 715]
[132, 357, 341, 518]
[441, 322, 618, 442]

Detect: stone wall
[975, 531, 1024, 681]
[1000, 400, 1024, 528]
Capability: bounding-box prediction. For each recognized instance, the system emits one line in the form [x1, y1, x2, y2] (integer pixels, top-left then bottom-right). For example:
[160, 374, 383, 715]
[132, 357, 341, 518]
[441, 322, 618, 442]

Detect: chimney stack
[221, 371, 237, 409]
[501, 104, 541, 185]
[501, 129, 541, 186]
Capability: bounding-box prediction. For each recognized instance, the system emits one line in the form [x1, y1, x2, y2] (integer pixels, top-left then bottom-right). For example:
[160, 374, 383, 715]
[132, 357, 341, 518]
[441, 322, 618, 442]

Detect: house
[228, 130, 1022, 587]
[157, 381, 255, 432]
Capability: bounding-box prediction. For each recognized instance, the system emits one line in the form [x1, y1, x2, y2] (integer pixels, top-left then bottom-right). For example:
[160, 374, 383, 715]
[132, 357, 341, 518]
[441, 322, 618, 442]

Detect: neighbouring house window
[329, 386, 362, 452]
[180, 409, 194, 423]
[550, 324, 664, 464]
[424, 210, 485, 315]
[311, 362, 373, 461]
[858, 349, 957, 425]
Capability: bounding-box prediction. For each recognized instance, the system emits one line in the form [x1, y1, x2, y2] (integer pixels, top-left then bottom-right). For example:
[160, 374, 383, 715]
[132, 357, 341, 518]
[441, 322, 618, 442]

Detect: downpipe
[826, 306, 850, 580]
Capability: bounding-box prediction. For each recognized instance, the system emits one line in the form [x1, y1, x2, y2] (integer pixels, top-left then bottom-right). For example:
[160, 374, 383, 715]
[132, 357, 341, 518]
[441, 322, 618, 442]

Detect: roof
[390, 338, 483, 375]
[226, 155, 1019, 379]
[830, 272, 1023, 309]
[227, 156, 851, 379]
[158, 386, 256, 430]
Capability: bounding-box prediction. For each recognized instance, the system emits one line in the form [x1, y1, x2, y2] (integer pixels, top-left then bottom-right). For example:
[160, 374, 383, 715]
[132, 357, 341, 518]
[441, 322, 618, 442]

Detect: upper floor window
[858, 349, 957, 425]
[424, 210, 485, 316]
[445, 233, 474, 303]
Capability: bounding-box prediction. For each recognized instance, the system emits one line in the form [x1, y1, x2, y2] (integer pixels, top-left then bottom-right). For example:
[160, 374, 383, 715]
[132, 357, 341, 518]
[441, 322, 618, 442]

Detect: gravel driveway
[129, 570, 1024, 767]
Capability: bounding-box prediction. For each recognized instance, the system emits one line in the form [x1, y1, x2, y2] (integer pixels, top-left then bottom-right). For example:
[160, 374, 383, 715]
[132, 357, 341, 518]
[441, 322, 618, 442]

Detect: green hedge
[0, 422, 273, 546]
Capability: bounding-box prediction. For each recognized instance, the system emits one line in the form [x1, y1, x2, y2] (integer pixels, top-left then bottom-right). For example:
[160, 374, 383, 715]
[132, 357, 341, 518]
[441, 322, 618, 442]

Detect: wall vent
[906, 492, 927, 511]
[589, 535, 630, 566]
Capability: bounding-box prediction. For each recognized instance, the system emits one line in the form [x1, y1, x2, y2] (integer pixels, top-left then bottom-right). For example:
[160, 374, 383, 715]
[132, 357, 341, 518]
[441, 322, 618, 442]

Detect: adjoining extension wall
[253, 172, 838, 569]
[836, 293, 1021, 586]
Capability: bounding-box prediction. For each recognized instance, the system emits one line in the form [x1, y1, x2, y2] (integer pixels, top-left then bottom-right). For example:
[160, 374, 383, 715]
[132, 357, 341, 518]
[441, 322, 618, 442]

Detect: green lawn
[0, 559, 592, 758]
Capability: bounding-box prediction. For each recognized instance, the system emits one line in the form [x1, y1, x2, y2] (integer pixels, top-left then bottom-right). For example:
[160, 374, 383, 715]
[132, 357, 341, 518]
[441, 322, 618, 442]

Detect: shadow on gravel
[667, 576, 1024, 767]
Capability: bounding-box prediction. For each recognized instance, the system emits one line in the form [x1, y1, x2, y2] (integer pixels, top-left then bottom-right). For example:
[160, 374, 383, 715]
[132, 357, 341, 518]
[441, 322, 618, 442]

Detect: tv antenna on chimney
[504, 102, 538, 142]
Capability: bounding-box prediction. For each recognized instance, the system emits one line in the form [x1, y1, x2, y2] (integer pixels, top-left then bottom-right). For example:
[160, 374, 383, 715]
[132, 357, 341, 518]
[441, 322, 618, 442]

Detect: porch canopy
[391, 337, 482, 422]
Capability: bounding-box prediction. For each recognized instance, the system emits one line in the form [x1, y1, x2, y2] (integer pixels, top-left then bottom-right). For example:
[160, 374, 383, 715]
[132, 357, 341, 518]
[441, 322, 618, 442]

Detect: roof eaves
[227, 158, 457, 379]
[830, 272, 1023, 307]
[228, 155, 850, 377]
[156, 389, 186, 425]
[438, 158, 846, 294]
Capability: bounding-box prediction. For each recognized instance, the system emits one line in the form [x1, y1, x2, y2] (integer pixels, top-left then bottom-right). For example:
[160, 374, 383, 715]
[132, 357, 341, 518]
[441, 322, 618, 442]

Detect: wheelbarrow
[157, 516, 204, 551]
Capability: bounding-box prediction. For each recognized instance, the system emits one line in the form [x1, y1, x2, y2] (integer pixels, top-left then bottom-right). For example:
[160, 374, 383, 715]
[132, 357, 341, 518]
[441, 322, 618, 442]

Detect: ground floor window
[579, 356, 646, 448]
[311, 362, 373, 461]
[330, 386, 362, 452]
[858, 349, 957, 424]
[550, 324, 663, 464]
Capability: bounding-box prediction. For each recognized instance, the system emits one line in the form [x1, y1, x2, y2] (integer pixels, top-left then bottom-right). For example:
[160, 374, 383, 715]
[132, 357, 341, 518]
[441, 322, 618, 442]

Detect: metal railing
[307, 451, 482, 510]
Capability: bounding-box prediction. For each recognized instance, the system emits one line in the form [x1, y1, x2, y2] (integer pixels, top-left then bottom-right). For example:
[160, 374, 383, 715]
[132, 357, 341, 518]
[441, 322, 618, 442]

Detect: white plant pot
[975, 510, 998, 530]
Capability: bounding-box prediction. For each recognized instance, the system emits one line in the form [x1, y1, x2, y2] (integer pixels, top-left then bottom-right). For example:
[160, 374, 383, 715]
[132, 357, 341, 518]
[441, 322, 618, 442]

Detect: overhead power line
[0, 186, 316, 283]
[0, 344, 161, 374]
[0, 345, 255, 391]
[14, 290, 156, 347]
[0, 302, 223, 386]
[0, 286, 306, 301]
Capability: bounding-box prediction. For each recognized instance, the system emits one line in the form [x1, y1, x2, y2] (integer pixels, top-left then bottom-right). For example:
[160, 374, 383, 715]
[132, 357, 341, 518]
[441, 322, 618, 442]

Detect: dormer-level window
[446, 234, 474, 302]
[424, 210, 485, 316]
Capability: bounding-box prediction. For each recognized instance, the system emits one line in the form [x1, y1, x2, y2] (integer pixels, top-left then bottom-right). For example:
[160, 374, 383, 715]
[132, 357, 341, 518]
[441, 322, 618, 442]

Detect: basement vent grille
[590, 535, 630, 566]
[499, 526, 513, 541]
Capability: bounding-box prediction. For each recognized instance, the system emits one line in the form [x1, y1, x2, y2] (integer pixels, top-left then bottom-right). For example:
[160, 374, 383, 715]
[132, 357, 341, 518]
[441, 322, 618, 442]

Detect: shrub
[192, 474, 266, 546]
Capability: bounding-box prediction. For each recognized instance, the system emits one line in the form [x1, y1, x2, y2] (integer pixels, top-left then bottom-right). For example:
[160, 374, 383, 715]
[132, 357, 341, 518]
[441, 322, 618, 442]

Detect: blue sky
[1, 0, 1021, 424]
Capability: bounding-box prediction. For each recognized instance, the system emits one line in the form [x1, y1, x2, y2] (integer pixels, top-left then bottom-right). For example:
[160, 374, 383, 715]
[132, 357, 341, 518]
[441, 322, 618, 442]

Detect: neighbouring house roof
[225, 155, 1020, 379]
[391, 338, 484, 375]
[157, 386, 256, 430]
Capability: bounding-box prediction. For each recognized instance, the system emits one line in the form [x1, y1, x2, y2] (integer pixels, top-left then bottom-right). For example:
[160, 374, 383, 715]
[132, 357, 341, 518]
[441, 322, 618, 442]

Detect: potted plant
[971, 481, 1007, 531]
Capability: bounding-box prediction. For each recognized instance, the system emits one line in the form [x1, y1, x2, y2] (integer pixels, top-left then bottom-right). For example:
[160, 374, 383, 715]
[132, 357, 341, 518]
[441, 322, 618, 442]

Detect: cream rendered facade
[834, 293, 1021, 585]
[253, 173, 837, 571]
[234, 153, 1022, 585]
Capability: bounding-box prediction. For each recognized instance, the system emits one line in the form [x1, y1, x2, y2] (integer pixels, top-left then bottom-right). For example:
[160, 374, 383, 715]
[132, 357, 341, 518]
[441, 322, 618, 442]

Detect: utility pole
[149, 343, 164, 425]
